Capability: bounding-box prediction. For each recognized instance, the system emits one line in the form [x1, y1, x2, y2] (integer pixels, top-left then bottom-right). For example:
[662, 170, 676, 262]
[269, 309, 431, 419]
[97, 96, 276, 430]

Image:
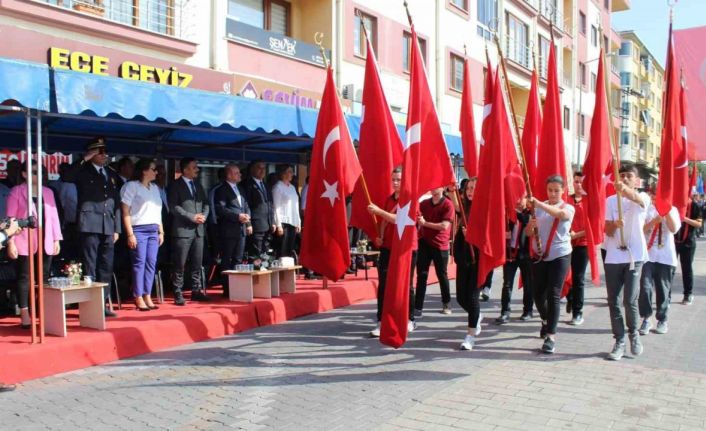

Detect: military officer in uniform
[64, 138, 121, 317]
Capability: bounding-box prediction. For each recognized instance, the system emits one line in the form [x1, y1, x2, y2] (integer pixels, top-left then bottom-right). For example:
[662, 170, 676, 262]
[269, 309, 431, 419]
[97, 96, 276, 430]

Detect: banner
[0, 151, 73, 181]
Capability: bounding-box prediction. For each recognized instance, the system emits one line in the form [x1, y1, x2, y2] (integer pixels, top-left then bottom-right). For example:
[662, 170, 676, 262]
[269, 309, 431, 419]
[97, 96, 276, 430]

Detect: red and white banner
[0, 151, 72, 180]
[674, 26, 706, 160]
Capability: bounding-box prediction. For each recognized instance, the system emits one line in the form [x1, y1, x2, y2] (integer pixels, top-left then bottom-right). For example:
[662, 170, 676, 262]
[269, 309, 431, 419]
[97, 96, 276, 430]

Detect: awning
[0, 58, 50, 110]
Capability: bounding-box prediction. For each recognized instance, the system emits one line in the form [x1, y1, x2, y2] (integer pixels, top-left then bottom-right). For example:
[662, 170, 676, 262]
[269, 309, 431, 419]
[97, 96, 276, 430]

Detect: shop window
[354, 11, 377, 58]
[450, 53, 464, 92]
[228, 0, 290, 36]
[403, 31, 427, 72]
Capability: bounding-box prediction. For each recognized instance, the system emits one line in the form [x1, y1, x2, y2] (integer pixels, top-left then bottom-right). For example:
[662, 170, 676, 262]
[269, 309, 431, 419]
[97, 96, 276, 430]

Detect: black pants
[481, 270, 493, 290]
[376, 248, 416, 322]
[220, 234, 246, 295]
[501, 258, 533, 314]
[568, 246, 589, 315]
[676, 243, 696, 297]
[532, 255, 571, 335]
[171, 235, 205, 295]
[414, 240, 450, 310]
[15, 254, 52, 309]
[639, 261, 675, 321]
[80, 232, 115, 303]
[456, 245, 480, 328]
[276, 223, 297, 259]
[247, 230, 271, 258]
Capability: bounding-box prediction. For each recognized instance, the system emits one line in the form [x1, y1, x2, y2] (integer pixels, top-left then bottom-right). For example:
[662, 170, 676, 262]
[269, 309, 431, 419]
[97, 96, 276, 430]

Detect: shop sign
[0, 151, 73, 181]
[48, 47, 193, 88]
[238, 79, 320, 109]
[225, 19, 329, 68]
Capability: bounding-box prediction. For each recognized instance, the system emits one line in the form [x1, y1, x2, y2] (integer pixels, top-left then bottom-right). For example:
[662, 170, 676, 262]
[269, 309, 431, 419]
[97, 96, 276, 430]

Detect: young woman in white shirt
[526, 175, 575, 354]
[121, 159, 164, 311]
[272, 164, 301, 258]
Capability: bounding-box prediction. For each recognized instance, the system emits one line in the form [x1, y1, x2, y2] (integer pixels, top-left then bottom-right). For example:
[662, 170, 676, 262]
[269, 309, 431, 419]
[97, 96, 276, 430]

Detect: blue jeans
[130, 224, 160, 297]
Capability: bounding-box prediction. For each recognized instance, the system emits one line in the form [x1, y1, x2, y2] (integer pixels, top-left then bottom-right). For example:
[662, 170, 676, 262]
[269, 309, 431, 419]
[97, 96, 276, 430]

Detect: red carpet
[0, 264, 455, 383]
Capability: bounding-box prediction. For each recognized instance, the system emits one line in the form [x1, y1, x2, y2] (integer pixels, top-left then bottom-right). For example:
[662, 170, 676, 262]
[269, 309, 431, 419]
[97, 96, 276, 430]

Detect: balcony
[611, 0, 630, 12]
[34, 0, 188, 38]
[538, 0, 564, 31]
[505, 35, 531, 70]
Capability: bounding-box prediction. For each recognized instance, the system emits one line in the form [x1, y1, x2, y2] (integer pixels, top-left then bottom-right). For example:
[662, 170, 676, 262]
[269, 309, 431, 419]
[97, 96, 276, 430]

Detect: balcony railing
[37, 0, 189, 38]
[538, 0, 563, 28]
[505, 35, 531, 69]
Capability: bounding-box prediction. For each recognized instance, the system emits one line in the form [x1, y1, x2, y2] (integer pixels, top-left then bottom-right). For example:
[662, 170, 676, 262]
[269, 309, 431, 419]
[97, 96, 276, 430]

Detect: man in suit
[63, 138, 121, 317]
[242, 161, 274, 259]
[215, 163, 252, 297]
[169, 157, 210, 305]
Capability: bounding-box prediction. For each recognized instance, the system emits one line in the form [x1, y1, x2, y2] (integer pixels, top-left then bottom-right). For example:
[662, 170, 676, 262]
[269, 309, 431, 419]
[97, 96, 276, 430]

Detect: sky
[611, 0, 705, 65]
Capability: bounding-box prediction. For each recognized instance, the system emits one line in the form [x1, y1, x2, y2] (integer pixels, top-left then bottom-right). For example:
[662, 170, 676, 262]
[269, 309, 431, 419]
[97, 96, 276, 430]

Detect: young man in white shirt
[639, 200, 680, 335]
[604, 164, 650, 361]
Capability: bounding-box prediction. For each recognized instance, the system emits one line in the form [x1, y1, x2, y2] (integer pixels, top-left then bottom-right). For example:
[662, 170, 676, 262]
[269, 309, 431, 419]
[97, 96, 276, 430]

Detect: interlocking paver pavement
[3, 242, 706, 430]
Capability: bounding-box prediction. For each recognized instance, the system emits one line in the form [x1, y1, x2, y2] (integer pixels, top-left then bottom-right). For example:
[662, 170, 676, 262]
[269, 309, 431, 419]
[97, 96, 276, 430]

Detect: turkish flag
[534, 43, 568, 202]
[673, 76, 690, 218]
[674, 26, 706, 160]
[480, 56, 495, 149]
[350, 40, 404, 241]
[468, 70, 510, 285]
[380, 27, 455, 348]
[582, 50, 612, 285]
[300, 68, 362, 281]
[655, 24, 686, 217]
[460, 58, 479, 177]
[522, 70, 542, 185]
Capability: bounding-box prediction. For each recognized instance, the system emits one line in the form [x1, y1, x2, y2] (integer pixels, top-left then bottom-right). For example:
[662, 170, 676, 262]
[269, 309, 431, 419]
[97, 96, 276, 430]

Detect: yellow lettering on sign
[69, 51, 91, 73]
[119, 61, 140, 80]
[154, 67, 170, 84]
[92, 55, 109, 76]
[139, 65, 155, 82]
[179, 73, 193, 88]
[49, 47, 71, 70]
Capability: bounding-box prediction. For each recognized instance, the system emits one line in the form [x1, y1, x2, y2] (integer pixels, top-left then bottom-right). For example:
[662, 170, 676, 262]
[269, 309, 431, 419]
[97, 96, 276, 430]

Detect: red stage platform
[0, 264, 453, 384]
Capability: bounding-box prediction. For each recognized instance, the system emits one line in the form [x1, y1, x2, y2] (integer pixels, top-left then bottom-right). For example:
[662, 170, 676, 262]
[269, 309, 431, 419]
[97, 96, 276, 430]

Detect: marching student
[639, 196, 680, 335]
[674, 192, 703, 305]
[367, 167, 418, 337]
[567, 171, 588, 325]
[452, 178, 483, 351]
[414, 187, 454, 316]
[603, 163, 650, 361]
[496, 191, 534, 324]
[526, 175, 575, 354]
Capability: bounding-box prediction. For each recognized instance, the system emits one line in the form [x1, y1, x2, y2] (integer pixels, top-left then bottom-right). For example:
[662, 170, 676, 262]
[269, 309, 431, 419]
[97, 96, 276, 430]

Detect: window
[578, 114, 586, 138]
[579, 62, 587, 87]
[450, 0, 468, 12]
[403, 32, 427, 72]
[591, 72, 597, 92]
[450, 54, 465, 92]
[605, 0, 610, 9]
[622, 101, 630, 117]
[228, 0, 290, 35]
[579, 12, 587, 35]
[353, 11, 377, 58]
[538, 36, 550, 78]
[619, 41, 632, 56]
[621, 131, 630, 146]
[506, 13, 529, 68]
[591, 25, 598, 47]
[103, 0, 174, 35]
[477, 0, 497, 40]
[563, 107, 571, 130]
[620, 72, 630, 86]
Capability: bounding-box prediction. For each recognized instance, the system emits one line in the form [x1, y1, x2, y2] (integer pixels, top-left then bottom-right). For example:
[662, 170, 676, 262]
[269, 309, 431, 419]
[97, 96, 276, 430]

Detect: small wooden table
[350, 251, 381, 280]
[222, 269, 274, 303]
[44, 282, 107, 337]
[269, 265, 302, 295]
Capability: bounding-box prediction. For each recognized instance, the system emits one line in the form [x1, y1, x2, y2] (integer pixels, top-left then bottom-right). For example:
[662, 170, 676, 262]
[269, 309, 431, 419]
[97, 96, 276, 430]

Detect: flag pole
[492, 34, 544, 256]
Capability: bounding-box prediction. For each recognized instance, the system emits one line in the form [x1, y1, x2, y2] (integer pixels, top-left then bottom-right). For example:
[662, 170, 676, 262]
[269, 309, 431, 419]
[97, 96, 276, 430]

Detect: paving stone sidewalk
[3, 244, 706, 430]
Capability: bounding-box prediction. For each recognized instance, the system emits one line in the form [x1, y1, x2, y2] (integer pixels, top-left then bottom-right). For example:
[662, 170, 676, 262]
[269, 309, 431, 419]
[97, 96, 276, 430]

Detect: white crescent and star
[322, 126, 341, 170]
[676, 126, 688, 169]
[321, 180, 340, 207]
[395, 201, 416, 239]
[404, 122, 421, 150]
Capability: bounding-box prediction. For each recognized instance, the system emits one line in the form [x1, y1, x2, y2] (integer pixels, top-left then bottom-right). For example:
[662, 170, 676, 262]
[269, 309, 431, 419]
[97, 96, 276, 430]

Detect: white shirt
[92, 163, 107, 179]
[604, 192, 650, 264]
[273, 180, 301, 228]
[226, 181, 242, 206]
[531, 201, 575, 261]
[300, 183, 309, 212]
[121, 181, 163, 226]
[645, 205, 681, 267]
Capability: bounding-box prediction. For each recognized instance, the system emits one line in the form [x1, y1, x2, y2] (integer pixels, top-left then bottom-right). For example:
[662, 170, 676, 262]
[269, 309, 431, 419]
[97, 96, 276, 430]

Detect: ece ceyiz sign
[49, 47, 193, 88]
[0, 151, 72, 181]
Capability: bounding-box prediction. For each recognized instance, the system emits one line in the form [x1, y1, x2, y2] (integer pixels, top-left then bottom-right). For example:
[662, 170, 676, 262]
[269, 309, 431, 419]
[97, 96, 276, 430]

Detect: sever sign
[48, 47, 193, 88]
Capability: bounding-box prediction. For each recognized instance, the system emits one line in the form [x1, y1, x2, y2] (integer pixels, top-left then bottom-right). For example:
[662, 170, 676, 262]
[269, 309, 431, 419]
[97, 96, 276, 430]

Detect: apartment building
[618, 30, 664, 170]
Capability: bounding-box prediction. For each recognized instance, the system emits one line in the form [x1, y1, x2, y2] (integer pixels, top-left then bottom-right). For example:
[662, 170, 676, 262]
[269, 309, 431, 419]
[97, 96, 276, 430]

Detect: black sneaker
[495, 313, 510, 324]
[541, 337, 555, 354]
[565, 300, 572, 314]
[540, 322, 548, 338]
[174, 294, 186, 306]
[480, 287, 490, 302]
[191, 291, 211, 302]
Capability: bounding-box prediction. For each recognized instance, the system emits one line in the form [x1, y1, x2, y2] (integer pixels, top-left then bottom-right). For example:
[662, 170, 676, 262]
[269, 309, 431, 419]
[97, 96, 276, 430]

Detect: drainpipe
[435, 0, 442, 115]
[209, 0, 219, 70]
[335, 0, 343, 90]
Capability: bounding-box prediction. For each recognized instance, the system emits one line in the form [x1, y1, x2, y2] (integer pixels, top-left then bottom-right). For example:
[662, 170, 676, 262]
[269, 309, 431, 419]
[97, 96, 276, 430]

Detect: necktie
[258, 181, 267, 198]
[189, 180, 196, 198]
[99, 168, 107, 181]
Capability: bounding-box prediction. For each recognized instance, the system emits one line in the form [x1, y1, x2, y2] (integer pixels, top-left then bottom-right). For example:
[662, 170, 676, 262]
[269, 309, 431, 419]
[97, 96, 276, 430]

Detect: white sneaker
[460, 334, 475, 351]
[474, 313, 483, 336]
[441, 303, 452, 315]
[408, 320, 417, 333]
[370, 322, 381, 338]
[639, 318, 651, 336]
[655, 320, 669, 334]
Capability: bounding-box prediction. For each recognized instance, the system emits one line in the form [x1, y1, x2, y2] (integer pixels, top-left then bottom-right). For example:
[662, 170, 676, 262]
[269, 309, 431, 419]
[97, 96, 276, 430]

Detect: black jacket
[63, 160, 121, 235]
[215, 182, 251, 238]
[168, 177, 209, 238]
[241, 177, 274, 232]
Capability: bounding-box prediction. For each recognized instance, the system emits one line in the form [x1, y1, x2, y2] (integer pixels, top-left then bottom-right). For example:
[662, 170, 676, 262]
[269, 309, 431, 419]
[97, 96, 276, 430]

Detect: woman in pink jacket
[6, 163, 62, 328]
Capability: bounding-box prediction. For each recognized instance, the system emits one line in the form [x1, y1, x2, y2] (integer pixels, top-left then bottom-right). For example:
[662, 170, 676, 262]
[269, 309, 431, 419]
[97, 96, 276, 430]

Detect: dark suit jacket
[63, 160, 121, 235]
[215, 182, 251, 238]
[241, 177, 274, 233]
[168, 177, 209, 238]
